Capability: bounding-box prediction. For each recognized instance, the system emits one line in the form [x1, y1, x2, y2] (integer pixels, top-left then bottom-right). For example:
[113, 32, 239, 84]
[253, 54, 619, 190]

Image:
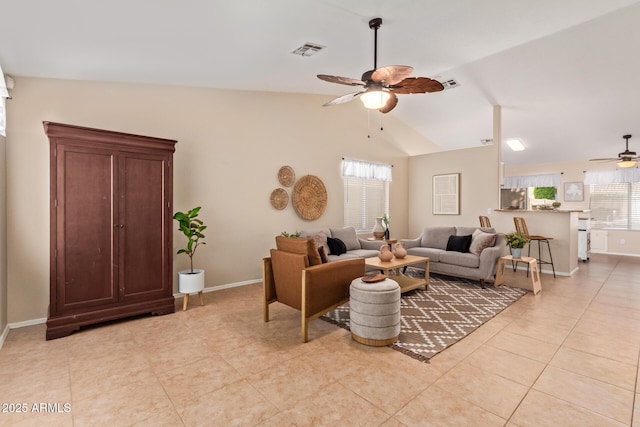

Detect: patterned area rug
[321, 269, 527, 363]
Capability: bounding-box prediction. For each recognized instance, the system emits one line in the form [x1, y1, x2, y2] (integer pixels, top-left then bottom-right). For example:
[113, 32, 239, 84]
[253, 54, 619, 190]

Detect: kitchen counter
[490, 210, 581, 276]
[495, 209, 587, 213]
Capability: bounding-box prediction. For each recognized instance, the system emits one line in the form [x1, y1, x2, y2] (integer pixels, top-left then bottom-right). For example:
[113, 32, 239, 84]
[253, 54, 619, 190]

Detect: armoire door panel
[119, 153, 169, 299]
[56, 145, 118, 311]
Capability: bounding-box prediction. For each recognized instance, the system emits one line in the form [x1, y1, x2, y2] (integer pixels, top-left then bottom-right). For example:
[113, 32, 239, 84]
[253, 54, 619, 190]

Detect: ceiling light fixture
[506, 139, 525, 151]
[617, 160, 637, 168]
[360, 89, 391, 109]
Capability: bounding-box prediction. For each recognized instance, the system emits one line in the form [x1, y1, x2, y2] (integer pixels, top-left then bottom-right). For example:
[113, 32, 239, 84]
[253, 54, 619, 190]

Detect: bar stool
[513, 217, 556, 277]
[479, 216, 491, 227]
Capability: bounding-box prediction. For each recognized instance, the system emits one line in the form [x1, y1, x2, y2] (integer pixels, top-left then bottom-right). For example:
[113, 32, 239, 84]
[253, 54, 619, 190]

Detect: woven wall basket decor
[270, 188, 289, 210]
[277, 165, 295, 187]
[292, 174, 327, 220]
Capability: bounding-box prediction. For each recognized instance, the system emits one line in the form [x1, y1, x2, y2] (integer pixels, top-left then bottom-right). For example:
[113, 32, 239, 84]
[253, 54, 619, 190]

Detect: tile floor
[0, 253, 638, 426]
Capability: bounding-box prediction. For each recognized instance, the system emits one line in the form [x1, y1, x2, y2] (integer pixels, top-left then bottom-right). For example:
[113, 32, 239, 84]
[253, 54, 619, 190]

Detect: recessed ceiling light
[506, 139, 525, 151]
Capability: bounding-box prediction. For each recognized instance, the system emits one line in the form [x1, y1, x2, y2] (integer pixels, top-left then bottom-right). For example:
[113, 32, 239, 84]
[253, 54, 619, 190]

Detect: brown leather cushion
[275, 236, 322, 266]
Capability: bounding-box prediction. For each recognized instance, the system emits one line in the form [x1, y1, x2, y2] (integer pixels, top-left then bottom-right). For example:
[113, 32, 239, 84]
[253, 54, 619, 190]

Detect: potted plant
[382, 213, 390, 239]
[174, 206, 207, 301]
[504, 231, 530, 259]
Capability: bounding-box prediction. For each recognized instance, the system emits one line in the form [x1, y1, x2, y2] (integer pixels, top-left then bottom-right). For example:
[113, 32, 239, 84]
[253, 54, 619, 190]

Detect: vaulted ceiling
[2, 0, 640, 165]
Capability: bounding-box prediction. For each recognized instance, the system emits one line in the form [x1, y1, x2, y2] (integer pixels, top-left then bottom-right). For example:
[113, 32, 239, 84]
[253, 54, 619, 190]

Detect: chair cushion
[330, 226, 361, 251]
[327, 237, 347, 255]
[469, 229, 497, 256]
[275, 236, 322, 266]
[421, 227, 456, 250]
[406, 247, 445, 262]
[439, 251, 480, 268]
[446, 234, 472, 253]
[456, 226, 495, 236]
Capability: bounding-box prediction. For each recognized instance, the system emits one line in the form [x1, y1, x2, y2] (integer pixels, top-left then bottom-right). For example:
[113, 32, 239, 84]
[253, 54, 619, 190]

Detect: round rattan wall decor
[277, 165, 296, 187]
[292, 174, 327, 220]
[270, 188, 289, 210]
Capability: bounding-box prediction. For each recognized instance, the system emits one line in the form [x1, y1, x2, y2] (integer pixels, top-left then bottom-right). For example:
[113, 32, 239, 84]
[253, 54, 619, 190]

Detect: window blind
[342, 159, 391, 232]
[589, 182, 640, 230]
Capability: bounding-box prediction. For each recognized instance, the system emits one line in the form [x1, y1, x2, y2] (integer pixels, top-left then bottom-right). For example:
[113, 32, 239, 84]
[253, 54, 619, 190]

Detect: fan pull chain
[367, 109, 371, 138]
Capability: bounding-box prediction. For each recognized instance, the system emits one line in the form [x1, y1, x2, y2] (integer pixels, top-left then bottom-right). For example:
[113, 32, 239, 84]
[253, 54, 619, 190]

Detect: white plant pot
[178, 269, 205, 294]
[510, 248, 523, 259]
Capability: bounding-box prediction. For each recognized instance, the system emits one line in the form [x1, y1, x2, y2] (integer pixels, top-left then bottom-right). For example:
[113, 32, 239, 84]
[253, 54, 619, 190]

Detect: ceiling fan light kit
[617, 160, 637, 168]
[360, 89, 391, 109]
[590, 134, 638, 168]
[317, 17, 444, 113]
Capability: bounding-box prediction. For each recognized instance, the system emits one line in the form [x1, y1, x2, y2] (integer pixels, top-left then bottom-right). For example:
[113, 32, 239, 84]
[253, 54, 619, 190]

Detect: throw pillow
[446, 234, 472, 253]
[329, 226, 361, 251]
[275, 236, 323, 266]
[317, 245, 328, 263]
[312, 231, 330, 256]
[469, 229, 497, 256]
[326, 237, 347, 255]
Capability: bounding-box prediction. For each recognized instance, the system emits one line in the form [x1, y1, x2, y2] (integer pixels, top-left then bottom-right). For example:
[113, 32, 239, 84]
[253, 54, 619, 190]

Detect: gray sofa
[300, 226, 385, 262]
[401, 226, 507, 287]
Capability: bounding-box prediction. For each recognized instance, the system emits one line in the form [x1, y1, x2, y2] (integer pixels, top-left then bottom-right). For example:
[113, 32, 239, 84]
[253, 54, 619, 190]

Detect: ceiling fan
[589, 134, 639, 168]
[317, 17, 444, 114]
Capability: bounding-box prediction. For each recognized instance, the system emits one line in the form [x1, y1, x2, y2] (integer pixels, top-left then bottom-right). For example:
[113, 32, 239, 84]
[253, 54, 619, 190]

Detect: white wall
[408, 144, 500, 237]
[5, 76, 439, 324]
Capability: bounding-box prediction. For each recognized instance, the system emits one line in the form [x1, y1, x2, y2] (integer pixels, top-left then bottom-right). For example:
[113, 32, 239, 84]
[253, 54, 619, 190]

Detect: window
[342, 159, 391, 232]
[589, 183, 640, 230]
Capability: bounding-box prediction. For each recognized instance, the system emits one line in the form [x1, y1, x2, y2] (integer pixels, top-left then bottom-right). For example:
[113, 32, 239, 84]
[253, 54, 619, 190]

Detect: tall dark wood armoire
[44, 122, 177, 340]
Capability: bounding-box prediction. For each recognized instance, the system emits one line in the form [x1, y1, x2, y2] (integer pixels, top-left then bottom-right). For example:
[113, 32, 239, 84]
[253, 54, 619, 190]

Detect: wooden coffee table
[364, 254, 430, 293]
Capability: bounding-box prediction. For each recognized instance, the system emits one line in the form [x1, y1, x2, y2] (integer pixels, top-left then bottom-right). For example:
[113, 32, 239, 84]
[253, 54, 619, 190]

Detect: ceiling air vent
[291, 42, 326, 57]
[441, 78, 460, 90]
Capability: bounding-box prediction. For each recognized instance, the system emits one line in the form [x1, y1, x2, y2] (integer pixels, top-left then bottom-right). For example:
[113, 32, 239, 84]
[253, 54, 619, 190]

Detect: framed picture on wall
[433, 173, 460, 215]
[564, 182, 584, 202]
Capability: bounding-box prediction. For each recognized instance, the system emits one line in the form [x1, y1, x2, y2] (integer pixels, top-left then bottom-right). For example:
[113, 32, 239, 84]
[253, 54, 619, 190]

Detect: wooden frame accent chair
[263, 236, 365, 342]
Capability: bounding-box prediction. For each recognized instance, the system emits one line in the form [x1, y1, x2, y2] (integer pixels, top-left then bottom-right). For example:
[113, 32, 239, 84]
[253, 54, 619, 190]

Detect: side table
[494, 255, 542, 295]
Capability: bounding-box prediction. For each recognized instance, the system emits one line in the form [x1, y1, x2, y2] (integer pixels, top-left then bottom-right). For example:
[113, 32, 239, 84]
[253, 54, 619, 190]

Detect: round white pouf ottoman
[349, 277, 401, 346]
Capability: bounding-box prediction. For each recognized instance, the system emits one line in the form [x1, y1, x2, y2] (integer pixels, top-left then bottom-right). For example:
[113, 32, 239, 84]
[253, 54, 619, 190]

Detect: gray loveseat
[401, 226, 507, 287]
[300, 226, 385, 262]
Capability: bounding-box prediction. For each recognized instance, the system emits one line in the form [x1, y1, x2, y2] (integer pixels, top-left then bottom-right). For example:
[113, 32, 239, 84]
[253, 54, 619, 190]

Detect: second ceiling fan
[317, 17, 444, 113]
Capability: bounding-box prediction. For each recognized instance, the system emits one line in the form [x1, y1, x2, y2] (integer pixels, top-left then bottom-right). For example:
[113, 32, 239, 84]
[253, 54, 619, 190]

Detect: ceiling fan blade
[322, 91, 365, 106]
[378, 92, 398, 113]
[391, 77, 444, 94]
[589, 158, 620, 162]
[371, 65, 413, 85]
[317, 74, 365, 86]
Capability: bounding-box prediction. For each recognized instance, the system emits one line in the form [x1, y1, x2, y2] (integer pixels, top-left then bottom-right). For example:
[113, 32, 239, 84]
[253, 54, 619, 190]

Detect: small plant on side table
[504, 231, 530, 259]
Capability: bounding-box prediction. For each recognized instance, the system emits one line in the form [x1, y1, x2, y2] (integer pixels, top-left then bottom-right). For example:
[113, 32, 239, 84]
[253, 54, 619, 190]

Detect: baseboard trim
[9, 317, 47, 329]
[591, 250, 640, 258]
[0, 324, 9, 351]
[3, 279, 263, 334]
[172, 278, 261, 298]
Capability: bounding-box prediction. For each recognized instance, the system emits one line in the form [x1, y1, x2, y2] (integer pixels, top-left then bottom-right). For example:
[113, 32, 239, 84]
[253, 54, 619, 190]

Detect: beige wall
[0, 135, 6, 333]
[408, 144, 500, 237]
[505, 160, 640, 256]
[5, 76, 436, 324]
